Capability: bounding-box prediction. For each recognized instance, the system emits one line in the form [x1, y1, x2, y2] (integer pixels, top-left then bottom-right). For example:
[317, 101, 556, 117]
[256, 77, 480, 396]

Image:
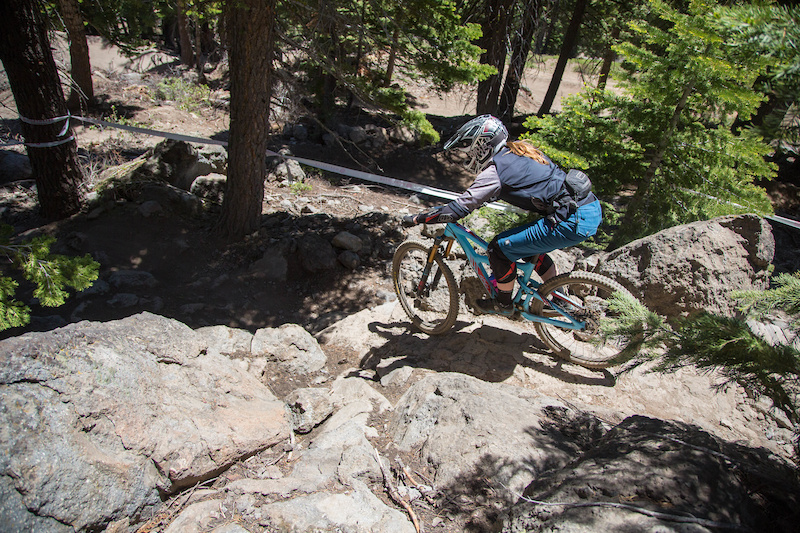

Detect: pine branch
[734, 273, 800, 322]
[605, 279, 800, 427]
[0, 225, 99, 331]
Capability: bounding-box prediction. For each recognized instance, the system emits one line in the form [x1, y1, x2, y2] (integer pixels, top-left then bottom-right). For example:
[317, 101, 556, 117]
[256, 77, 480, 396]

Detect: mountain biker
[402, 114, 602, 317]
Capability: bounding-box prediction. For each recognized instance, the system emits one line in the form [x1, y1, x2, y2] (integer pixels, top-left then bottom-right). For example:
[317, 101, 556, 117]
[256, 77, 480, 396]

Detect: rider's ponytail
[506, 140, 548, 165]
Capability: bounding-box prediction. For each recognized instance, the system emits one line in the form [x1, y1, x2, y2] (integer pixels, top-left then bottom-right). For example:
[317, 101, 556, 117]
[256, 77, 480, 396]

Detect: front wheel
[392, 240, 459, 335]
[532, 271, 636, 369]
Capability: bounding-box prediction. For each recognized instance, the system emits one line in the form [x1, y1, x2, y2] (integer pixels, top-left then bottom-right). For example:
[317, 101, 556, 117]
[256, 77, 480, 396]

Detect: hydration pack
[547, 169, 592, 223]
[564, 169, 592, 201]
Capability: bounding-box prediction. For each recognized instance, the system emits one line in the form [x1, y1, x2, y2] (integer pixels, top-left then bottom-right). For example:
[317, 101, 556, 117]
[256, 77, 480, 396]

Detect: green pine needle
[0, 225, 99, 331]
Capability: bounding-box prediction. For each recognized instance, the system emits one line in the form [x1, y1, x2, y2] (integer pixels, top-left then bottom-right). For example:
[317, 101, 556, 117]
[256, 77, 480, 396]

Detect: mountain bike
[391, 222, 637, 369]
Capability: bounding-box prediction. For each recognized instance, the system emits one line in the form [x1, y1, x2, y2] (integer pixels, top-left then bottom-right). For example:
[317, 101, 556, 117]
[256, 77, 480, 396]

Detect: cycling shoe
[475, 298, 515, 317]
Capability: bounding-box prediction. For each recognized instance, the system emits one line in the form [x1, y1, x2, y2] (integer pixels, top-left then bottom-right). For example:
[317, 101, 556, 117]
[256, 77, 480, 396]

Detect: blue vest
[492, 148, 567, 214]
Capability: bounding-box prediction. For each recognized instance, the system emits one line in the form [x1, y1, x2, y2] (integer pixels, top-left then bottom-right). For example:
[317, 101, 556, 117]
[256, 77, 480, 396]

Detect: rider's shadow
[360, 319, 616, 387]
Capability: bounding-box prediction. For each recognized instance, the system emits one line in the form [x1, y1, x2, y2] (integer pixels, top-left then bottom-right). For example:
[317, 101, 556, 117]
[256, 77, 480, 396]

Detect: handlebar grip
[401, 214, 418, 227]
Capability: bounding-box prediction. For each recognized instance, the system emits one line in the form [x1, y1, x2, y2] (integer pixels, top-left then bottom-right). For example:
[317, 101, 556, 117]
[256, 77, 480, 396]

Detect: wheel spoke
[392, 241, 459, 335]
[533, 272, 636, 369]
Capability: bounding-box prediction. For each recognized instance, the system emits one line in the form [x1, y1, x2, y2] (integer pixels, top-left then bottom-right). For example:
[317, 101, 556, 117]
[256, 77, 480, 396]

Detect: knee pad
[531, 253, 554, 277]
[487, 237, 516, 284]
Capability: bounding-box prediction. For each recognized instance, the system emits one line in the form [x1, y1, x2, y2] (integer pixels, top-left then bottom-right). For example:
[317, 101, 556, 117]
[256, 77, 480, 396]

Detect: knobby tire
[532, 271, 636, 369]
[392, 241, 459, 335]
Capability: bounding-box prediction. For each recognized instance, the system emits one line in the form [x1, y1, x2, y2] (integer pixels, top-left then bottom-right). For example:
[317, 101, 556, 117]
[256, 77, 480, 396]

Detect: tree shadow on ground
[91, 97, 144, 120]
[0, 198, 405, 340]
[428, 415, 800, 532]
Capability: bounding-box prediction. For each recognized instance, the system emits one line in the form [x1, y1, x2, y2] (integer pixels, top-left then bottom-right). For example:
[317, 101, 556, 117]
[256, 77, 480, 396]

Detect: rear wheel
[532, 271, 635, 369]
[392, 241, 459, 335]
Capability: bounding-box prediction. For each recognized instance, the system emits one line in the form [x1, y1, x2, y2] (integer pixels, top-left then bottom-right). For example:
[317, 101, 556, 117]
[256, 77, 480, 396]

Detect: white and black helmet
[443, 115, 508, 173]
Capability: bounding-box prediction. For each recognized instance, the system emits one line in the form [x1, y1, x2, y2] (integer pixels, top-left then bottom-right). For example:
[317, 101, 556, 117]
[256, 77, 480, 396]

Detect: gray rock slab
[260, 480, 415, 533]
[0, 313, 290, 531]
[389, 373, 589, 498]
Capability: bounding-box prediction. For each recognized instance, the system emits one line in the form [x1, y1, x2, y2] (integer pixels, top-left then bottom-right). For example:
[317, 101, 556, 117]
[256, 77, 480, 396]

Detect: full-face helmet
[443, 115, 508, 173]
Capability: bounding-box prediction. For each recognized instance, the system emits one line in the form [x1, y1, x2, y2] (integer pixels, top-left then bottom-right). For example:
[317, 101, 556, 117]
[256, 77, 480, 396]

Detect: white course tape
[768, 215, 800, 230]
[67, 115, 524, 214]
[71, 117, 800, 225]
[6, 113, 800, 227]
[73, 116, 229, 146]
[2, 114, 75, 148]
[40, 115, 800, 228]
[283, 153, 523, 214]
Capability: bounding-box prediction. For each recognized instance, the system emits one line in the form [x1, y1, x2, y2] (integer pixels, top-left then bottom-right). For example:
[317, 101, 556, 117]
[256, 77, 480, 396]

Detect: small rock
[285, 388, 335, 434]
[338, 250, 360, 270]
[108, 270, 159, 289]
[332, 231, 362, 252]
[349, 126, 368, 144]
[107, 293, 140, 308]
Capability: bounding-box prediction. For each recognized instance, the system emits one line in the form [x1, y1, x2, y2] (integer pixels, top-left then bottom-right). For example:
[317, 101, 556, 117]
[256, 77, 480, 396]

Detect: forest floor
[0, 36, 607, 337]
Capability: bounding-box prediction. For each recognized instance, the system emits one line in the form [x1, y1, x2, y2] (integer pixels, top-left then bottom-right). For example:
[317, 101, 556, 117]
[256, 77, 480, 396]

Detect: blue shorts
[496, 200, 602, 261]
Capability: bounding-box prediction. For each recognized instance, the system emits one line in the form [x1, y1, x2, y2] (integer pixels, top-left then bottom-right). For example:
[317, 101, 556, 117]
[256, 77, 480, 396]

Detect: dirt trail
[1, 38, 795, 467]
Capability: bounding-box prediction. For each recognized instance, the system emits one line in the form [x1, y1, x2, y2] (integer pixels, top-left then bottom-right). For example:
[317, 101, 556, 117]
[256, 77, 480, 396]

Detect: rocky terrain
[2, 36, 800, 533]
[1, 152, 798, 531]
[2, 247, 799, 532]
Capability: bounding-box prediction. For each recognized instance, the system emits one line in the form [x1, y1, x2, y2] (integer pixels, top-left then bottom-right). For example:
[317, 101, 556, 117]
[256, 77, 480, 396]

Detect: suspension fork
[416, 235, 453, 294]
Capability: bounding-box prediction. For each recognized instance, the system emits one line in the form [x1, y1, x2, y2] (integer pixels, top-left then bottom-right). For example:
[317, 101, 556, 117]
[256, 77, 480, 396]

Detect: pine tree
[278, 0, 491, 142]
[522, 0, 776, 246]
[720, 3, 800, 180]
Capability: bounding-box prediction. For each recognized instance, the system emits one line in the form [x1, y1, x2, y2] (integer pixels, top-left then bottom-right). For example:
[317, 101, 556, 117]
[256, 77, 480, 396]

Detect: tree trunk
[498, 0, 540, 123]
[177, 0, 195, 67]
[537, 0, 587, 116]
[0, 0, 84, 219]
[354, 0, 368, 79]
[384, 26, 400, 87]
[194, 8, 205, 83]
[609, 78, 698, 249]
[476, 0, 516, 116]
[536, 0, 559, 54]
[217, 0, 275, 240]
[597, 26, 620, 90]
[57, 0, 93, 112]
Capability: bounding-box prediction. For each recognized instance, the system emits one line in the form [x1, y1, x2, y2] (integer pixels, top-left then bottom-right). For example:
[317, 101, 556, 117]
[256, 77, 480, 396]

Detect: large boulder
[0, 313, 290, 532]
[134, 139, 214, 191]
[297, 233, 338, 273]
[0, 149, 32, 184]
[595, 214, 774, 318]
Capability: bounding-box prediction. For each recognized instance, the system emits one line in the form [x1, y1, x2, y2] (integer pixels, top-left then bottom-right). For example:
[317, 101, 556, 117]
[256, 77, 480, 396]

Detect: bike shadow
[361, 319, 616, 387]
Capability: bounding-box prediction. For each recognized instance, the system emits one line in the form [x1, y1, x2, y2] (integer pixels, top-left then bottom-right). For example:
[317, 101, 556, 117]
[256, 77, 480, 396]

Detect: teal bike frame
[428, 222, 586, 331]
